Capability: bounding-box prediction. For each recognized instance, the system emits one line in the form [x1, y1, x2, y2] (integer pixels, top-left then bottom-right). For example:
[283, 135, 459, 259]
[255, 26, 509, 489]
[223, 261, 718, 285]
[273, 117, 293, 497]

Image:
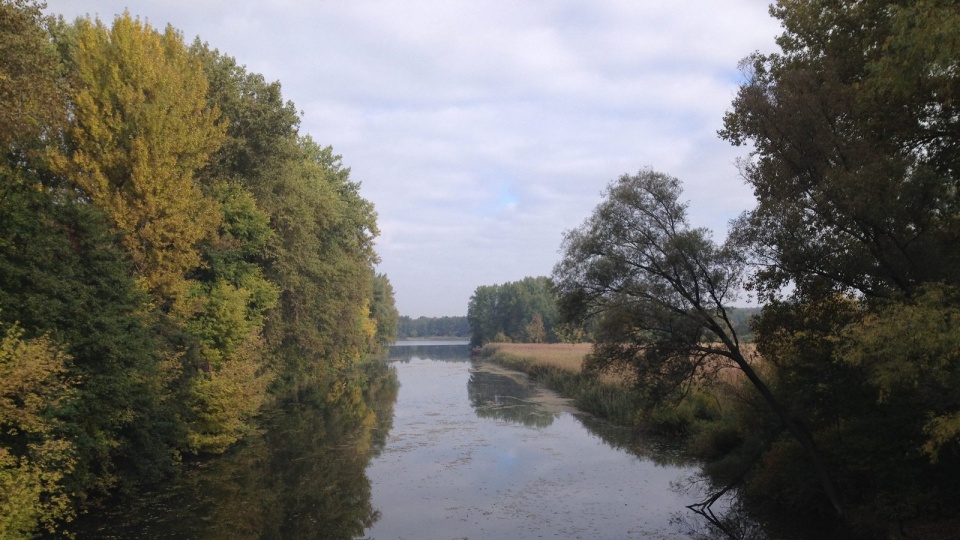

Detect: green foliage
[368, 273, 399, 352]
[722, 0, 960, 301]
[467, 276, 560, 346]
[0, 7, 393, 536]
[839, 285, 960, 463]
[0, 321, 76, 538]
[553, 170, 747, 406]
[183, 332, 272, 455]
[711, 0, 960, 526]
[396, 315, 470, 339]
[256, 137, 380, 387]
[0, 0, 64, 156]
[0, 175, 180, 494]
[553, 168, 847, 516]
[194, 43, 382, 390]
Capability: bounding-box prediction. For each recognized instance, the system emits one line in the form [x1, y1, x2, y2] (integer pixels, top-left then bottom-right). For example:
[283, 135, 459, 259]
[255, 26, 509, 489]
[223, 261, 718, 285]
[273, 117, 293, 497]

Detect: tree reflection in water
[669, 471, 828, 540]
[387, 343, 471, 362]
[671, 499, 770, 540]
[68, 360, 399, 540]
[466, 360, 778, 540]
[467, 365, 557, 428]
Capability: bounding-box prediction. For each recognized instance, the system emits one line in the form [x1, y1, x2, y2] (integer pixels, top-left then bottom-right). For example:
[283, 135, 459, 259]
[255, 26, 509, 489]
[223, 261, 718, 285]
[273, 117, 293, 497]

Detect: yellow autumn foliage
[184, 330, 273, 455]
[52, 12, 225, 301]
[0, 321, 76, 538]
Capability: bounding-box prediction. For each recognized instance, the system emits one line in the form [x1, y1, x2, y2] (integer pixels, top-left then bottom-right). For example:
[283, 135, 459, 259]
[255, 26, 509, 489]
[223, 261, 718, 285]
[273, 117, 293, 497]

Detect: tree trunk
[716, 331, 845, 518]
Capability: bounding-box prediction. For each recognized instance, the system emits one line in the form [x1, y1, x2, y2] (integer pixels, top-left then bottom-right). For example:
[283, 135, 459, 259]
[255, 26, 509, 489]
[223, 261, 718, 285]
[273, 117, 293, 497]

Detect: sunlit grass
[481, 342, 764, 432]
[480, 342, 640, 425]
[486, 343, 591, 372]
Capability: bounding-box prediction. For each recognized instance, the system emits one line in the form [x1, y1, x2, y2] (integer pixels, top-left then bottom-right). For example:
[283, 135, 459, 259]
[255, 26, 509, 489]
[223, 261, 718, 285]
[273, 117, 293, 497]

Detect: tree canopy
[713, 0, 960, 525]
[396, 316, 470, 340]
[0, 5, 397, 536]
[467, 276, 560, 346]
[553, 169, 844, 516]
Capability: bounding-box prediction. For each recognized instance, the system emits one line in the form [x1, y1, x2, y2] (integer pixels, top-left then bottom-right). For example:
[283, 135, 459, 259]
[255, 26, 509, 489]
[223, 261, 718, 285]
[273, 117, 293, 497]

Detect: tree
[368, 273, 399, 351]
[525, 313, 546, 343]
[396, 316, 470, 339]
[181, 182, 278, 454]
[467, 276, 559, 346]
[552, 169, 844, 516]
[257, 138, 380, 388]
[51, 13, 225, 301]
[0, 175, 183, 494]
[717, 0, 960, 522]
[0, 321, 76, 538]
[192, 44, 381, 390]
[0, 0, 64, 157]
[720, 0, 960, 302]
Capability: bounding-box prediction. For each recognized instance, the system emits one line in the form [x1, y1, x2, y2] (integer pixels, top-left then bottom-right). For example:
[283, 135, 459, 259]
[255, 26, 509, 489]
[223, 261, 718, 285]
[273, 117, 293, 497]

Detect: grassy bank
[478, 343, 642, 426]
[479, 343, 744, 440]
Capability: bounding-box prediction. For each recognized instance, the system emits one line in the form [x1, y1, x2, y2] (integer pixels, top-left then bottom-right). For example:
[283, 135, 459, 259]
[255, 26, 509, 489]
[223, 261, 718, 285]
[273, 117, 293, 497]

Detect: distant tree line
[396, 316, 470, 339]
[467, 276, 563, 346]
[0, 4, 396, 537]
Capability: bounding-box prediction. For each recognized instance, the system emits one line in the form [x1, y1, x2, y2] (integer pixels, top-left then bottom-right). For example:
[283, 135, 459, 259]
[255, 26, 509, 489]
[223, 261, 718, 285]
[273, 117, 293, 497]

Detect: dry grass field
[486, 343, 592, 372]
[486, 342, 761, 388]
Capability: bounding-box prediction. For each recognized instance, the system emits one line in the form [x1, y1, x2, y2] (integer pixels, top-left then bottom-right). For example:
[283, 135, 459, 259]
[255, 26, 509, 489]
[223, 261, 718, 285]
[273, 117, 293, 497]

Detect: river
[69, 341, 778, 539]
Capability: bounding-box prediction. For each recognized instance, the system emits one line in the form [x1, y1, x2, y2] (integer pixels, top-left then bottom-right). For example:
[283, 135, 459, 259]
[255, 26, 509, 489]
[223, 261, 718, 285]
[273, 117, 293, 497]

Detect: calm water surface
[368, 346, 699, 539]
[69, 342, 772, 539]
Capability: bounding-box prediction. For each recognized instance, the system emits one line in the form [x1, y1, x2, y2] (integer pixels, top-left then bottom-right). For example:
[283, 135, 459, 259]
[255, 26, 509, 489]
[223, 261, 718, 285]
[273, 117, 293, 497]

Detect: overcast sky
[44, 1, 781, 317]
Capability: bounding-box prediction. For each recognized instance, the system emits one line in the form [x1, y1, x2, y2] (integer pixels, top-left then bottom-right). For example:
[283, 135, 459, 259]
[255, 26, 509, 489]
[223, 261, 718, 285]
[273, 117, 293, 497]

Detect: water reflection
[463, 359, 779, 540]
[69, 361, 398, 540]
[365, 350, 708, 539]
[467, 361, 694, 467]
[387, 342, 471, 361]
[468, 364, 561, 428]
[67, 342, 792, 540]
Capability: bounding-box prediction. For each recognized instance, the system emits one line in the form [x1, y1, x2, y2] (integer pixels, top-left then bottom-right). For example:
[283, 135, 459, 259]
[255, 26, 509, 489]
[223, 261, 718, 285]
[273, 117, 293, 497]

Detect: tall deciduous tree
[369, 273, 399, 352]
[553, 169, 844, 516]
[721, 0, 960, 301]
[192, 44, 381, 390]
[52, 13, 225, 301]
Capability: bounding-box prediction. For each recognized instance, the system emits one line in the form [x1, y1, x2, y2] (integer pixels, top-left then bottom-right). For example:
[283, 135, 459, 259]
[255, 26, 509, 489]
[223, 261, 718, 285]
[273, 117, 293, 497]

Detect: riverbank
[479, 343, 960, 539]
[478, 343, 729, 435]
[477, 343, 642, 427]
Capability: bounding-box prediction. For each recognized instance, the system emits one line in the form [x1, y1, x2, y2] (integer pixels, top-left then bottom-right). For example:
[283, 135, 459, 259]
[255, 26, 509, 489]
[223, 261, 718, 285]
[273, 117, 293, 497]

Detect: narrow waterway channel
[68, 341, 781, 539]
[369, 342, 700, 539]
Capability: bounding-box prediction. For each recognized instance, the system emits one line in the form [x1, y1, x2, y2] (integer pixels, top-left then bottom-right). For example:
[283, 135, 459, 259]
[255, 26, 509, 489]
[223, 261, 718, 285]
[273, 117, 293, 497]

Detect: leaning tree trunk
[712, 324, 845, 519]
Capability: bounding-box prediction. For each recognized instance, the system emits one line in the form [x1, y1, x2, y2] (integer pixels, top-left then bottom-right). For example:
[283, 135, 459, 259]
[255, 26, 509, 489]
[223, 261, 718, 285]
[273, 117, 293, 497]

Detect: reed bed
[481, 342, 764, 431]
[486, 343, 591, 372]
[480, 343, 641, 425]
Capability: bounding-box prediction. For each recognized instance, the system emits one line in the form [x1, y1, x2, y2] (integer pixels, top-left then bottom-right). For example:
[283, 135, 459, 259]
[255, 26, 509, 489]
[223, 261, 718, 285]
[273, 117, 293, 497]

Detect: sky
[43, 1, 782, 317]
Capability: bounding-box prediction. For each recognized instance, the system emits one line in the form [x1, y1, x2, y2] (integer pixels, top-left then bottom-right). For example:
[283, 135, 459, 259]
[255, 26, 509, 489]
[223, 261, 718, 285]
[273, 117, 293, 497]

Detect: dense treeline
[553, 0, 960, 534]
[396, 315, 470, 340]
[0, 3, 397, 537]
[467, 276, 563, 346]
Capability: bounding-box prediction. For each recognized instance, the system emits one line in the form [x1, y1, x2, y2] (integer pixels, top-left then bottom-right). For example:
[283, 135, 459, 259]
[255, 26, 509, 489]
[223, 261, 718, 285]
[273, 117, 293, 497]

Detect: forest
[396, 315, 470, 340]
[4, 0, 960, 537]
[0, 2, 397, 537]
[467, 276, 561, 345]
